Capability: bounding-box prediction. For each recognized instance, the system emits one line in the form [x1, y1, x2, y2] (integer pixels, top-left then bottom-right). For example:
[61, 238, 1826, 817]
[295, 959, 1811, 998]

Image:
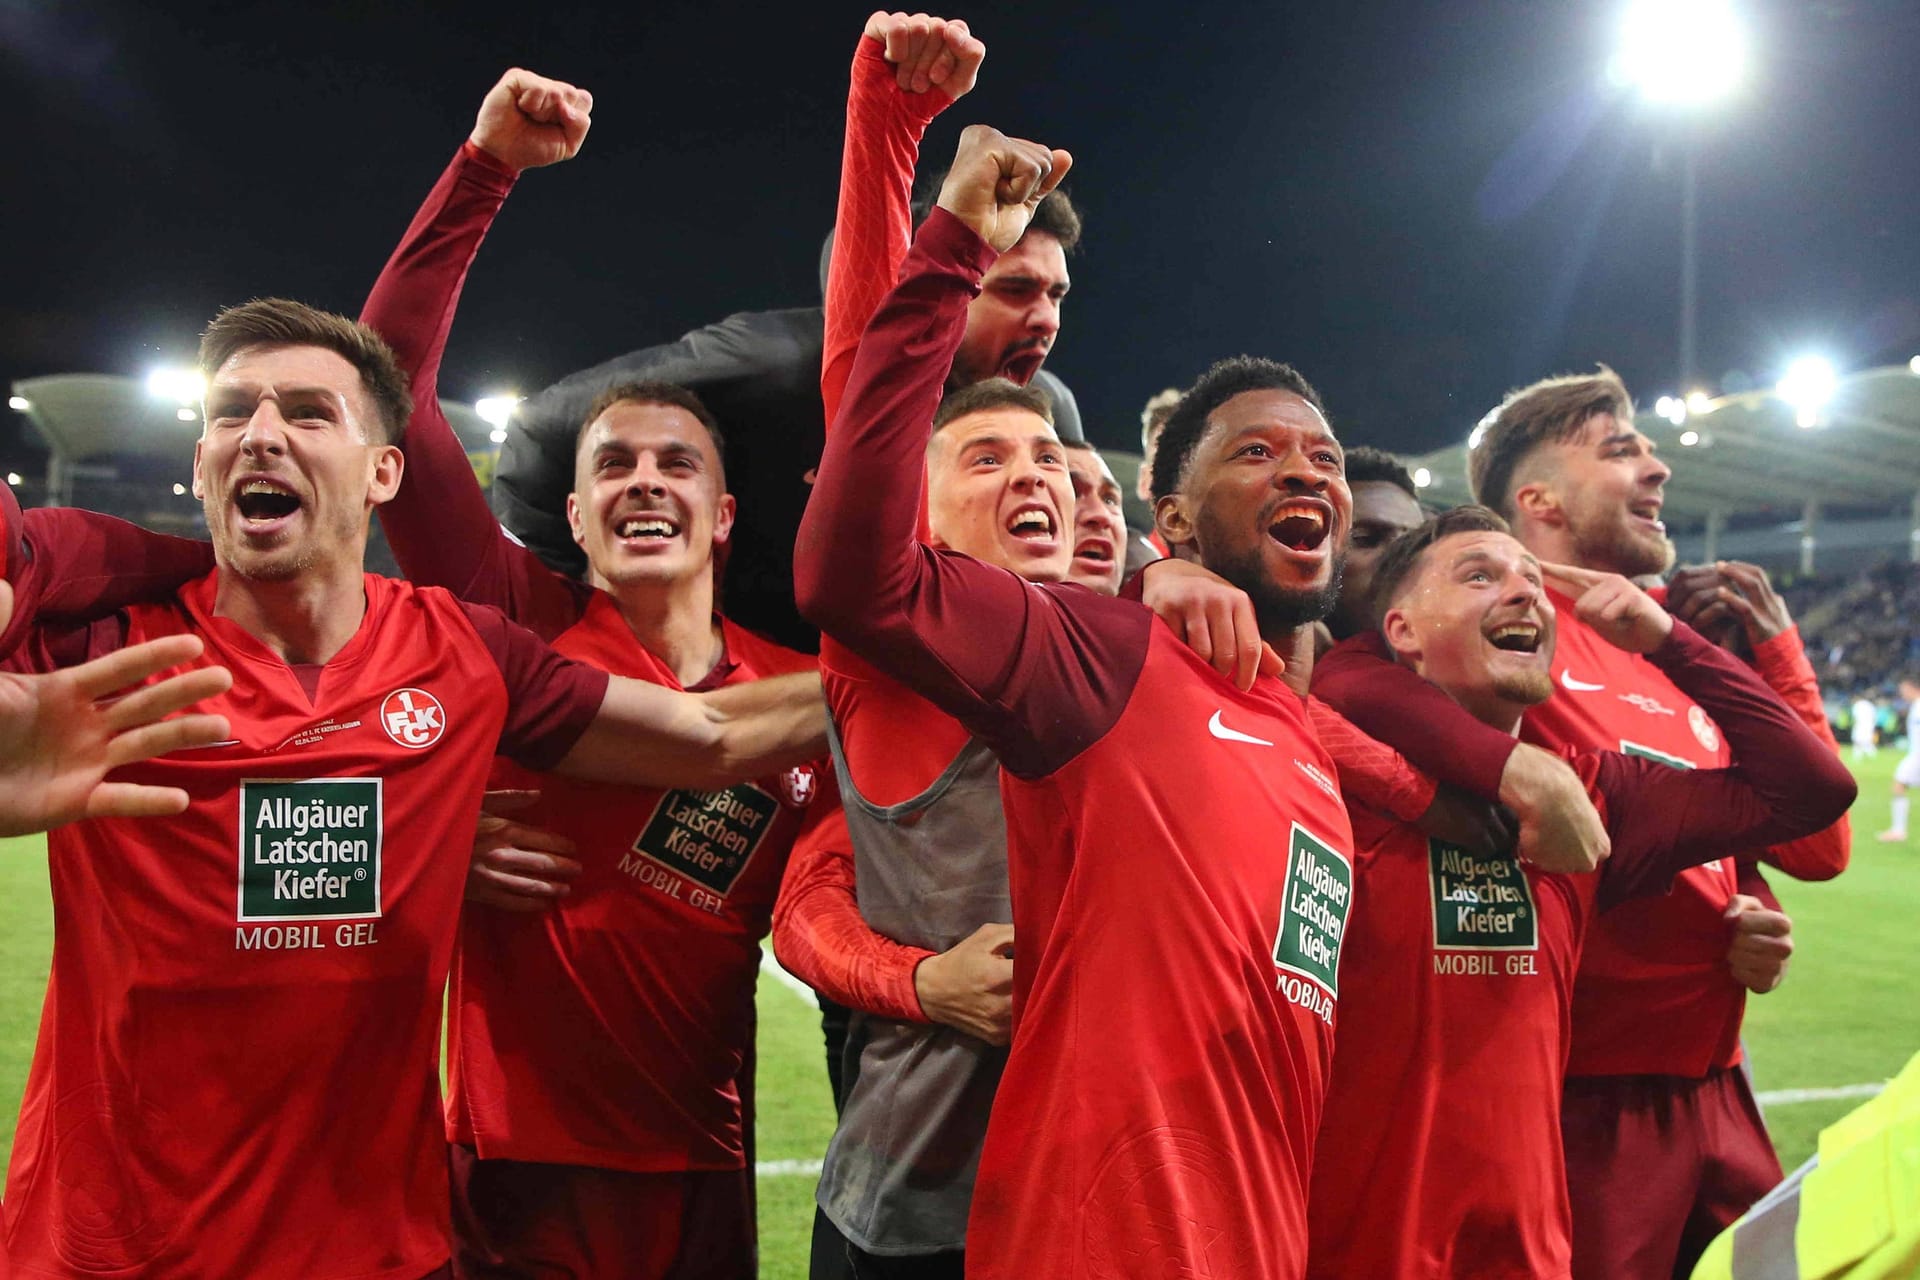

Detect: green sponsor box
[1272, 823, 1352, 995]
[631, 783, 779, 897]
[238, 778, 382, 921]
[1428, 840, 1538, 951]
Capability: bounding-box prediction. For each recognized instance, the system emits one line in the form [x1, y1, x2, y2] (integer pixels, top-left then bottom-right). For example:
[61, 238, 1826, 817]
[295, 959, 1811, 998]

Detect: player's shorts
[448, 1144, 754, 1280]
[1561, 1065, 1782, 1280]
[1893, 753, 1920, 787]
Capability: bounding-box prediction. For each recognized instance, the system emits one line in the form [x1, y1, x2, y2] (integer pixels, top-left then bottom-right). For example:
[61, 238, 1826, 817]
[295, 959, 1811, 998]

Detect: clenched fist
[470, 68, 593, 173]
[863, 11, 985, 99]
[935, 124, 1072, 253]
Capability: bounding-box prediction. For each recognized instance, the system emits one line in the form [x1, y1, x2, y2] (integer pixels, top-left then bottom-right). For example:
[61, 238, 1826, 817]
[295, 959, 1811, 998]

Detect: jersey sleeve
[821, 35, 954, 424]
[1310, 631, 1518, 800]
[362, 142, 588, 639]
[772, 802, 933, 1023]
[1589, 621, 1857, 911]
[1304, 696, 1438, 823]
[456, 600, 611, 771]
[1747, 625, 1850, 881]
[795, 209, 1149, 780]
[0, 483, 212, 660]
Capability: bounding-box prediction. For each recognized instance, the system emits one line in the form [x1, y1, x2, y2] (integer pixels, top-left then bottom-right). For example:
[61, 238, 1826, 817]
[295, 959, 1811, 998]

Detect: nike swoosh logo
[1208, 710, 1275, 747]
[1560, 670, 1605, 692]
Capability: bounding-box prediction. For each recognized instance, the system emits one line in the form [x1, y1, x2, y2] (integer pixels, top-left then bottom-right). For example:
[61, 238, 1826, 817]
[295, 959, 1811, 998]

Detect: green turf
[3, 755, 1916, 1274]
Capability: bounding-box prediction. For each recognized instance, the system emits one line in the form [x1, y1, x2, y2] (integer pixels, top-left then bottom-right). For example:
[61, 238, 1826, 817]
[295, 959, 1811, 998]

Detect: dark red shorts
[447, 1144, 754, 1279]
[1561, 1065, 1783, 1280]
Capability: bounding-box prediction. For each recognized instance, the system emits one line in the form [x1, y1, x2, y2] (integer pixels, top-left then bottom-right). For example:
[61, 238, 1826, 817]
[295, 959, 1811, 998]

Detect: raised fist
[936, 124, 1072, 253]
[470, 68, 593, 173]
[863, 10, 985, 99]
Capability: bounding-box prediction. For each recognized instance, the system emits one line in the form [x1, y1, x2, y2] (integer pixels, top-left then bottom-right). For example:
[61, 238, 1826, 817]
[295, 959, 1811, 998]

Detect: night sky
[4, 0, 1917, 472]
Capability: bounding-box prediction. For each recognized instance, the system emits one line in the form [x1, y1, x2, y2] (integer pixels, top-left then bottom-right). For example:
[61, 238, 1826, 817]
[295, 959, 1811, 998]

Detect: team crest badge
[1689, 705, 1720, 752]
[782, 765, 818, 807]
[380, 688, 446, 749]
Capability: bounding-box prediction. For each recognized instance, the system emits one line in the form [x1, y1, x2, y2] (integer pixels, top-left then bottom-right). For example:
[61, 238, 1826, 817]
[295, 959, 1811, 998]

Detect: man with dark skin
[1324, 445, 1425, 642]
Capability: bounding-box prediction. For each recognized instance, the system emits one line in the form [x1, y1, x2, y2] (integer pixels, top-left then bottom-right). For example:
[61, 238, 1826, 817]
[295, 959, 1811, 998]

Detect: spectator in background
[1135, 385, 1181, 504]
[1877, 675, 1920, 842]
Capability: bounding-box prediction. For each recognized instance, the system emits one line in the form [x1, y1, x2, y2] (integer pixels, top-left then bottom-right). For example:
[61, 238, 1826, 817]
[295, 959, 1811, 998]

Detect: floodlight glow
[1468, 410, 1499, 451]
[6, 396, 27, 412]
[1777, 357, 1837, 424]
[1685, 390, 1713, 414]
[1654, 396, 1688, 426]
[5, 473, 19, 487]
[1910, 356, 1920, 375]
[1412, 467, 1433, 489]
[1611, 0, 1746, 106]
[475, 395, 522, 429]
[489, 428, 508, 445]
[172, 483, 187, 496]
[176, 407, 198, 422]
[1679, 430, 1700, 447]
[146, 367, 205, 404]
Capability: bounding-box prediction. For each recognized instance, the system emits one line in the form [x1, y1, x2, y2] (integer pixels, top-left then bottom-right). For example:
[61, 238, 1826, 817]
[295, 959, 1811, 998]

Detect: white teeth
[1010, 510, 1053, 536]
[241, 480, 287, 495]
[1280, 506, 1326, 529]
[617, 518, 675, 538]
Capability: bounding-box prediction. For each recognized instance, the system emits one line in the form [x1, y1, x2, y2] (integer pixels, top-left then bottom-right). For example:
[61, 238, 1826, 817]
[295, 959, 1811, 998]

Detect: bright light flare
[1654, 395, 1688, 426]
[176, 407, 198, 422]
[146, 367, 205, 404]
[1778, 356, 1837, 429]
[1685, 390, 1713, 415]
[1909, 355, 1920, 375]
[172, 483, 187, 496]
[475, 395, 522, 429]
[1611, 0, 1746, 105]
[1679, 429, 1701, 447]
[1412, 467, 1433, 489]
[6, 396, 27, 412]
[5, 473, 20, 487]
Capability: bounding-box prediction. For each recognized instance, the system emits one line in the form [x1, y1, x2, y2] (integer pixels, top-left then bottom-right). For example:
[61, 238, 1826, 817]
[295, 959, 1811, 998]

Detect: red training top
[1, 573, 605, 1280]
[796, 208, 1432, 1280]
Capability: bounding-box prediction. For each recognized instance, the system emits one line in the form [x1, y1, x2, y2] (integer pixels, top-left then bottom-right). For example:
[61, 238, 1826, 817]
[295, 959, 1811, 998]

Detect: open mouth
[1007, 505, 1058, 543]
[613, 513, 680, 543]
[1073, 537, 1114, 567]
[1486, 621, 1543, 654]
[1627, 499, 1666, 532]
[1003, 347, 1048, 384]
[1267, 499, 1332, 553]
[233, 478, 300, 523]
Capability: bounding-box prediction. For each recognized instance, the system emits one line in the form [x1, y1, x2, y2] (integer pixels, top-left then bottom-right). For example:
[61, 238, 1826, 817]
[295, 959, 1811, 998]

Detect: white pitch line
[756, 1157, 825, 1177]
[1756, 1082, 1886, 1107]
[759, 952, 817, 1003]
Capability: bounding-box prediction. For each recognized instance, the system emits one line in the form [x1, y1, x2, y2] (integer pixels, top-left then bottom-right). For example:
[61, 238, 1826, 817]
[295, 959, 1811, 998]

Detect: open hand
[465, 789, 583, 912]
[1667, 561, 1791, 654]
[1138, 558, 1284, 691]
[914, 921, 1015, 1046]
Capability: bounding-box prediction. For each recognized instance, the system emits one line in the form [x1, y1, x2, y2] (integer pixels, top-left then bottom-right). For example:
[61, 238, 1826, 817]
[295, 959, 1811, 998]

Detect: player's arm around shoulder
[554, 669, 829, 791]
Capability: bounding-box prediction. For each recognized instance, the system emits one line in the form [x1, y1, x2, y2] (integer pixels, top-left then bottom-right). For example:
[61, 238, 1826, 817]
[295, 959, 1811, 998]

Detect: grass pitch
[2, 752, 1915, 1277]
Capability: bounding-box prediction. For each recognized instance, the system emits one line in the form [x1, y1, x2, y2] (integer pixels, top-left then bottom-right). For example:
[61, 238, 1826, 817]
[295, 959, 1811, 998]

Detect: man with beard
[796, 122, 1448, 1279]
[1305, 506, 1852, 1280]
[1462, 368, 1845, 1278]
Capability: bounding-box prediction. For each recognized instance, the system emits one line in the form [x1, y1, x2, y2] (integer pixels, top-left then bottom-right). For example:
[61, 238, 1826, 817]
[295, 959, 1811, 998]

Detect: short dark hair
[1468, 366, 1633, 518]
[933, 377, 1053, 434]
[576, 381, 726, 464]
[1368, 505, 1512, 626]
[1148, 357, 1327, 504]
[199, 298, 412, 445]
[1344, 445, 1418, 499]
[913, 174, 1083, 254]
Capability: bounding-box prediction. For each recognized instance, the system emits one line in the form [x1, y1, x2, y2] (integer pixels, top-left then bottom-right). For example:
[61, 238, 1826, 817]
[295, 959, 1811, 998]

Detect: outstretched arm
[362, 68, 593, 635]
[554, 670, 828, 791]
[822, 11, 984, 422]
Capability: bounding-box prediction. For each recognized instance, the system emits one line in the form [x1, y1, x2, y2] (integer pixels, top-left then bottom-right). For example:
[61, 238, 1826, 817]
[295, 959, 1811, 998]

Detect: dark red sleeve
[1589, 621, 1856, 911]
[362, 142, 589, 640]
[1304, 696, 1438, 822]
[1309, 631, 1518, 800]
[772, 802, 933, 1023]
[0, 481, 212, 660]
[795, 209, 1150, 779]
[1747, 625, 1850, 880]
[456, 600, 610, 771]
[821, 37, 952, 425]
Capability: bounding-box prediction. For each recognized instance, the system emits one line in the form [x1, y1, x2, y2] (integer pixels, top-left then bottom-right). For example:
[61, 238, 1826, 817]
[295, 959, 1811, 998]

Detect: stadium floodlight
[172, 483, 187, 496]
[475, 395, 521, 429]
[1685, 390, 1713, 415]
[6, 396, 27, 412]
[146, 367, 205, 404]
[1679, 429, 1701, 447]
[1412, 467, 1433, 489]
[1910, 355, 1920, 375]
[489, 428, 508, 445]
[1610, 0, 1746, 106]
[1777, 356, 1837, 429]
[5, 473, 20, 486]
[176, 407, 198, 422]
[1654, 395, 1688, 426]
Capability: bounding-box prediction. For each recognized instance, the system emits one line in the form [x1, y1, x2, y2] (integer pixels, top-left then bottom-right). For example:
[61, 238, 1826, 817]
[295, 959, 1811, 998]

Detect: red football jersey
[1523, 586, 1743, 1077]
[446, 598, 826, 1170]
[1, 572, 604, 1280]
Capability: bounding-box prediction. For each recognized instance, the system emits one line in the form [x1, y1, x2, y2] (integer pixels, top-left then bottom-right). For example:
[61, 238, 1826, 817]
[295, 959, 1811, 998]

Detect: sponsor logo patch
[1428, 840, 1538, 951]
[1618, 691, 1676, 717]
[1689, 705, 1721, 752]
[238, 778, 382, 921]
[380, 688, 445, 750]
[627, 783, 780, 898]
[1272, 823, 1352, 1000]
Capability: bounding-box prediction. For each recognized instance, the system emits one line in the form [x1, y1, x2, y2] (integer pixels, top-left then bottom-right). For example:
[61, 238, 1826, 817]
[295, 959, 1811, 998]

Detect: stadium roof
[1405, 363, 1920, 530]
[8, 373, 497, 462]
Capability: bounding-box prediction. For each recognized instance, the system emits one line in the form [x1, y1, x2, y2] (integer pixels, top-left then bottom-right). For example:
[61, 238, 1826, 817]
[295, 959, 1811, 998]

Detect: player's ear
[191, 439, 207, 501]
[711, 492, 737, 548]
[1155, 492, 1196, 550]
[1512, 477, 1562, 529]
[566, 492, 587, 548]
[1381, 605, 1421, 663]
[367, 445, 404, 507]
